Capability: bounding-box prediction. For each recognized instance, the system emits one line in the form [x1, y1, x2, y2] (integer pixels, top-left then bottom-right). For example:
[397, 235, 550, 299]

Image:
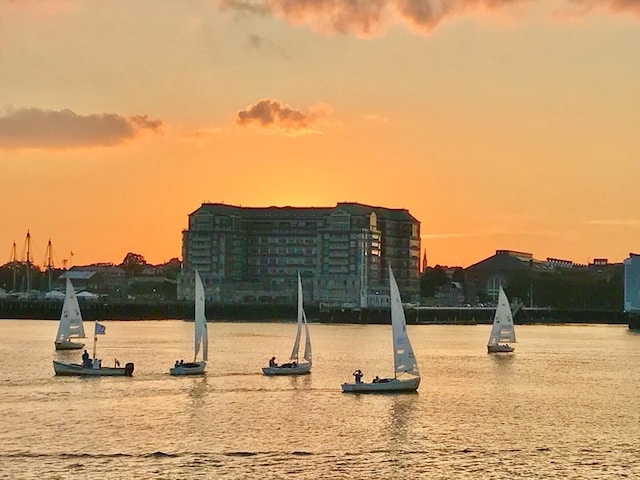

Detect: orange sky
[1, 0, 639, 269]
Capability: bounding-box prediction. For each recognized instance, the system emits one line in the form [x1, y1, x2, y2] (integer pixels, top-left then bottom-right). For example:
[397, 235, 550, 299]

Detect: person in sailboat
[269, 357, 277, 368]
[353, 369, 363, 383]
[82, 349, 90, 368]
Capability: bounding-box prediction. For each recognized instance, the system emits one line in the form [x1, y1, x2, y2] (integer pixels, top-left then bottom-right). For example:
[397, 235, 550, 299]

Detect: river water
[0, 320, 638, 479]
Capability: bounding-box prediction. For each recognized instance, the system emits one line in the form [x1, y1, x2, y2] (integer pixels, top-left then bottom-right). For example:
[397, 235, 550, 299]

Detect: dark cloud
[237, 99, 308, 128]
[236, 98, 332, 135]
[218, 0, 639, 36]
[129, 114, 163, 131]
[245, 33, 289, 58]
[247, 34, 264, 48]
[0, 107, 163, 150]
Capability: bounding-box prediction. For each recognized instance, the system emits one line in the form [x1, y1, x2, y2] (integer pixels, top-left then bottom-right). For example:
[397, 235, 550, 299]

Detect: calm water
[0, 319, 638, 479]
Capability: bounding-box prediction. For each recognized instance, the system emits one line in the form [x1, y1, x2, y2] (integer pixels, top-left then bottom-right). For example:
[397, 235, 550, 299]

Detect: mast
[23, 230, 32, 296]
[44, 239, 55, 292]
[92, 320, 98, 361]
[10, 241, 17, 291]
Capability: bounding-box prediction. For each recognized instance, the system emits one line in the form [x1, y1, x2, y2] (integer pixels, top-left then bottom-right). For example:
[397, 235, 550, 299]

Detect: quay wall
[0, 298, 630, 325]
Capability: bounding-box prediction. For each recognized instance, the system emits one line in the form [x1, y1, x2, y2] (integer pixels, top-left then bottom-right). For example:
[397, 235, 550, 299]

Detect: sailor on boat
[269, 357, 277, 368]
[82, 349, 90, 367]
[352, 369, 363, 383]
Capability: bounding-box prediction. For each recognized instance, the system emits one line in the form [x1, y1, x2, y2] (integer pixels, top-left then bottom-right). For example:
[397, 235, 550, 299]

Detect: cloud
[422, 228, 564, 240]
[236, 98, 332, 135]
[584, 219, 640, 227]
[0, 107, 163, 150]
[245, 34, 289, 58]
[365, 114, 389, 123]
[217, 0, 639, 37]
[129, 114, 163, 132]
[179, 127, 224, 147]
[422, 233, 472, 239]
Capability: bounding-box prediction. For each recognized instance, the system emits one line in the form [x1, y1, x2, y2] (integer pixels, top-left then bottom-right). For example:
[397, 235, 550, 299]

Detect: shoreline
[0, 298, 631, 326]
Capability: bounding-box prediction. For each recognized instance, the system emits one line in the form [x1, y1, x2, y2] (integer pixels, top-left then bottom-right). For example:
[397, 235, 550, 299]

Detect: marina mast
[22, 230, 32, 296]
[9, 241, 17, 291]
[44, 239, 55, 292]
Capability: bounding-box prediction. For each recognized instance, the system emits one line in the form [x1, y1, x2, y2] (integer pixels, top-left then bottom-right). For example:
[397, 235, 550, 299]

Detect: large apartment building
[178, 202, 421, 307]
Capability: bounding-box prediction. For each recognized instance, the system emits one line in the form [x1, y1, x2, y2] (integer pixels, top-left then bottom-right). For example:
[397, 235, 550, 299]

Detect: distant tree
[120, 252, 148, 278]
[0, 261, 43, 292]
[420, 265, 449, 299]
[451, 268, 465, 283]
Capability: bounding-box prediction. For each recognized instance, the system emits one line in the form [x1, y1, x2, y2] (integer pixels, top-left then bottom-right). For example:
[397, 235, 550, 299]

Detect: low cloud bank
[0, 107, 163, 149]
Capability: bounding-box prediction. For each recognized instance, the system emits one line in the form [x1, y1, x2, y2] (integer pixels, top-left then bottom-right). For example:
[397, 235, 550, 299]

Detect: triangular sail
[194, 270, 208, 362]
[488, 286, 516, 345]
[389, 266, 419, 377]
[289, 272, 304, 361]
[56, 278, 86, 342]
[302, 308, 312, 363]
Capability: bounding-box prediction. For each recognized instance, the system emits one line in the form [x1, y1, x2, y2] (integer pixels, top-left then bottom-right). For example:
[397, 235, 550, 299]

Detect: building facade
[178, 202, 421, 306]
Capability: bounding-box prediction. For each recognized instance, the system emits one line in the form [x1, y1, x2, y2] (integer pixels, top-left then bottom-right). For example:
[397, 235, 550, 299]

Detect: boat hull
[170, 361, 206, 376]
[53, 360, 134, 376]
[487, 344, 515, 353]
[342, 376, 420, 393]
[262, 362, 311, 376]
[55, 340, 85, 351]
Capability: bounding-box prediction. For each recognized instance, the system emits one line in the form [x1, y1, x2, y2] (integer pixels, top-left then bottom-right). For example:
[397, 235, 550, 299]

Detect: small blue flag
[95, 322, 106, 335]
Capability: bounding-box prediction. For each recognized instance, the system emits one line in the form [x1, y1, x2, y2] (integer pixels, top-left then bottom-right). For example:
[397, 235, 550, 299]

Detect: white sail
[302, 310, 311, 363]
[262, 271, 311, 376]
[389, 266, 419, 378]
[194, 270, 208, 362]
[56, 278, 86, 342]
[289, 272, 305, 361]
[488, 286, 516, 345]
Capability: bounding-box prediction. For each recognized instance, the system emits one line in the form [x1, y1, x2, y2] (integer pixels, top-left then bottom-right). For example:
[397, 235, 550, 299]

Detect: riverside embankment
[0, 298, 631, 325]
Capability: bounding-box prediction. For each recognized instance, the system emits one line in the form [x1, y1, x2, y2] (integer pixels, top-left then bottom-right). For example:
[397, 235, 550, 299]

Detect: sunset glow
[1, 0, 638, 268]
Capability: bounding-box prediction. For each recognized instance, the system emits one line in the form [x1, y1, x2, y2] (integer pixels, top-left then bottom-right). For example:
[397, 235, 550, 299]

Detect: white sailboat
[54, 278, 86, 350]
[262, 272, 312, 376]
[342, 266, 421, 393]
[53, 320, 134, 376]
[170, 270, 208, 375]
[487, 286, 516, 353]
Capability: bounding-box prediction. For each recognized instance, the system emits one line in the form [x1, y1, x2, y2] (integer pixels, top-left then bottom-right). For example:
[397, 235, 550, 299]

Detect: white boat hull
[53, 360, 134, 377]
[342, 376, 420, 393]
[55, 339, 85, 351]
[170, 361, 206, 376]
[262, 362, 311, 376]
[487, 344, 515, 353]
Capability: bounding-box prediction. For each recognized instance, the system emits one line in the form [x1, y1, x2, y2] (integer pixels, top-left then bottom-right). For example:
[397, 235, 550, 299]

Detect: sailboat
[170, 270, 208, 376]
[53, 320, 134, 376]
[342, 265, 420, 393]
[487, 286, 516, 353]
[54, 278, 86, 350]
[262, 271, 312, 376]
